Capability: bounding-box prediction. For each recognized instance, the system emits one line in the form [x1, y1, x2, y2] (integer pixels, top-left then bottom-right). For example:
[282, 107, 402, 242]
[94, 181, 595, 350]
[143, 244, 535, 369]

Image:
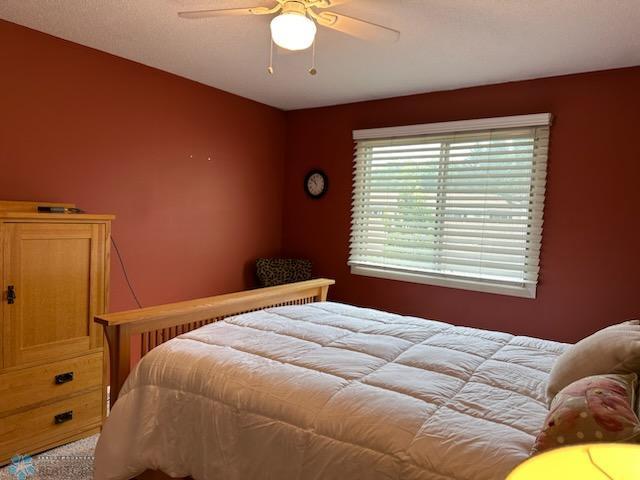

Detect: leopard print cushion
[256, 258, 313, 287]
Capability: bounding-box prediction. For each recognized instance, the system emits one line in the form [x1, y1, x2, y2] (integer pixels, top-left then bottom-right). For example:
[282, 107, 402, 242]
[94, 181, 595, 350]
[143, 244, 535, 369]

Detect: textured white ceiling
[2, 0, 640, 110]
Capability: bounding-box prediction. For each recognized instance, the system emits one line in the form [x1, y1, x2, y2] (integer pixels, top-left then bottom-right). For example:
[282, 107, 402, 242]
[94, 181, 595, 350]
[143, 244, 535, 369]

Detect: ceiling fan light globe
[270, 12, 317, 51]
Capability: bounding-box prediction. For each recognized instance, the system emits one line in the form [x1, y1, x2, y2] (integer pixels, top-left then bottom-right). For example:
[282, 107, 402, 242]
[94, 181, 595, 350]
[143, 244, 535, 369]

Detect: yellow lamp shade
[508, 443, 640, 480]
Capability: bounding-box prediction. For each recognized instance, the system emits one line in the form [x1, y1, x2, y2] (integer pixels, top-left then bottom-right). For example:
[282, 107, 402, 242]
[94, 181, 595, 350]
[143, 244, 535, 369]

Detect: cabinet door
[3, 223, 106, 367]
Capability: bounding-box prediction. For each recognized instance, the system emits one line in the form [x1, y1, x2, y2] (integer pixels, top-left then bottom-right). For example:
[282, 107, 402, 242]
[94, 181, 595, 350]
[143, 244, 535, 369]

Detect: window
[349, 114, 551, 298]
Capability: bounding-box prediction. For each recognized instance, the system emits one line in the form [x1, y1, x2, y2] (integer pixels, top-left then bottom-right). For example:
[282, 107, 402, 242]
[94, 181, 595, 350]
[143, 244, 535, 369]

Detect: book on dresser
[0, 200, 114, 465]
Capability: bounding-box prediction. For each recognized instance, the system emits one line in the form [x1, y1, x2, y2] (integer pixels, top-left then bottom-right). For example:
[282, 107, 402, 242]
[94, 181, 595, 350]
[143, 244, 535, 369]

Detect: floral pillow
[533, 373, 640, 453]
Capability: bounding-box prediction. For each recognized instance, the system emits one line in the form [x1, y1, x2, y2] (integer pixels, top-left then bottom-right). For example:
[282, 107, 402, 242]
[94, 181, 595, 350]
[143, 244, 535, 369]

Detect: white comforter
[94, 302, 566, 480]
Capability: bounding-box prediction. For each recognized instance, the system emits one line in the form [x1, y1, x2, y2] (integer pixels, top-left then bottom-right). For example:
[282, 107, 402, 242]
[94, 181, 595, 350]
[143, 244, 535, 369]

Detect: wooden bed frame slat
[95, 279, 335, 409]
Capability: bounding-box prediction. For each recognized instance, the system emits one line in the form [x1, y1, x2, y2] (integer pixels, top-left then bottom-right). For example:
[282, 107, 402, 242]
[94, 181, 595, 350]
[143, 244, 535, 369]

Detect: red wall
[283, 67, 640, 343]
[0, 20, 286, 312]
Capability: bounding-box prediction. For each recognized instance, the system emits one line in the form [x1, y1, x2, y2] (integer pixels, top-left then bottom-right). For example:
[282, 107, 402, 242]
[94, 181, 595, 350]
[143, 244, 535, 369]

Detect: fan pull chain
[309, 37, 317, 76]
[267, 37, 275, 75]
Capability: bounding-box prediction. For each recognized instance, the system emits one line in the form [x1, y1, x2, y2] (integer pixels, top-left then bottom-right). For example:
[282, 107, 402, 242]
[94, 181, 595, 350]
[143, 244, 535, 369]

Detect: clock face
[304, 170, 328, 199]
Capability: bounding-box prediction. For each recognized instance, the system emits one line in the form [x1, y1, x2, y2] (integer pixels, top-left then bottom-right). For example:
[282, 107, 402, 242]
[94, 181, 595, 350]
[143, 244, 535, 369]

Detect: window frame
[350, 113, 552, 299]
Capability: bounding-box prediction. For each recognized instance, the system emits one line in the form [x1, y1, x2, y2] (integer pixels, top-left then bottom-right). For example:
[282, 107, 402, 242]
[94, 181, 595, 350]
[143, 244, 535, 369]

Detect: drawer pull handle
[54, 411, 73, 424]
[55, 372, 74, 384]
[7, 285, 16, 305]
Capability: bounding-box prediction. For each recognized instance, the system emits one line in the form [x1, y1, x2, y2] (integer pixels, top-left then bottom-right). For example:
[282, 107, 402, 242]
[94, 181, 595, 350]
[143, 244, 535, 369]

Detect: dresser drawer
[0, 353, 103, 415]
[0, 389, 102, 462]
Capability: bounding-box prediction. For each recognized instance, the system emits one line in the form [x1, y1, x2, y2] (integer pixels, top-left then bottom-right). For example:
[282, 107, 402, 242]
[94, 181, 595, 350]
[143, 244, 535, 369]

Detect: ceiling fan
[178, 0, 400, 74]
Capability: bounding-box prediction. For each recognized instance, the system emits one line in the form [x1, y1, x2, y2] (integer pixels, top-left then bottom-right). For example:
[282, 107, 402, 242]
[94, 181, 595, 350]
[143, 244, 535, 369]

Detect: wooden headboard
[95, 278, 335, 406]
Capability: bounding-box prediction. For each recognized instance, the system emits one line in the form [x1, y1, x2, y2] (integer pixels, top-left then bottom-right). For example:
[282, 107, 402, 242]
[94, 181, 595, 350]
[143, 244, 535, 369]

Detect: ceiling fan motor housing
[282, 1, 307, 16]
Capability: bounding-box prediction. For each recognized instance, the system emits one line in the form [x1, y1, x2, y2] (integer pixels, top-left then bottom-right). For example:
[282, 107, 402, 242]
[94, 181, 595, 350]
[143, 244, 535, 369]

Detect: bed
[94, 279, 566, 480]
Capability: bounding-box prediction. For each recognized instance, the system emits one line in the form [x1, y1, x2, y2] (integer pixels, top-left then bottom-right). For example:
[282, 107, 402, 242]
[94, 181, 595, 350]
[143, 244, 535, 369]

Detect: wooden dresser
[0, 201, 113, 465]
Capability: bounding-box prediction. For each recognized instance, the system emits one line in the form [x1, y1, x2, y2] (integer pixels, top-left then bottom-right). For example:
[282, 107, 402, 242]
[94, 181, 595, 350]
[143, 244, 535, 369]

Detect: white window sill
[350, 265, 537, 299]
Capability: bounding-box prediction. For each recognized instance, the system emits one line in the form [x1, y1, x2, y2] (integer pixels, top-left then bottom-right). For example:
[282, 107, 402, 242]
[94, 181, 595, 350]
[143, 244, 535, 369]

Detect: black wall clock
[304, 169, 328, 199]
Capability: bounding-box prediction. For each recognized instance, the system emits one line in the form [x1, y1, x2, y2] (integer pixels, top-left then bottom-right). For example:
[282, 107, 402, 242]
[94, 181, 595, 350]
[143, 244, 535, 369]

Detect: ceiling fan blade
[316, 11, 400, 43]
[178, 5, 277, 19]
[178, 8, 256, 18]
[314, 0, 350, 7]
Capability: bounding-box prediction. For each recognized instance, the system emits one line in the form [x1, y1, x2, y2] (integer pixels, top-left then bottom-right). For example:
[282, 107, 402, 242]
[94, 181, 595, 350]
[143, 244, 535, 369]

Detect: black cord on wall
[111, 237, 143, 309]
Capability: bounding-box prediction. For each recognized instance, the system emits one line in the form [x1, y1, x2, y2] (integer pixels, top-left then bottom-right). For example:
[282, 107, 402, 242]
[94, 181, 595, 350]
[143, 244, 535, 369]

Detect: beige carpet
[0, 435, 98, 480]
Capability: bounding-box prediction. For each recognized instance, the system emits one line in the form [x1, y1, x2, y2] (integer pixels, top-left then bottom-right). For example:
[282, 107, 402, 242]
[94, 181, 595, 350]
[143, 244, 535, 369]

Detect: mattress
[94, 302, 567, 480]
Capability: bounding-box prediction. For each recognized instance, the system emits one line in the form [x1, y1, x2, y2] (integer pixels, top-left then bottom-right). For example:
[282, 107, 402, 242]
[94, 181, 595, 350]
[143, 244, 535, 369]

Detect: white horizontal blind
[349, 115, 551, 298]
